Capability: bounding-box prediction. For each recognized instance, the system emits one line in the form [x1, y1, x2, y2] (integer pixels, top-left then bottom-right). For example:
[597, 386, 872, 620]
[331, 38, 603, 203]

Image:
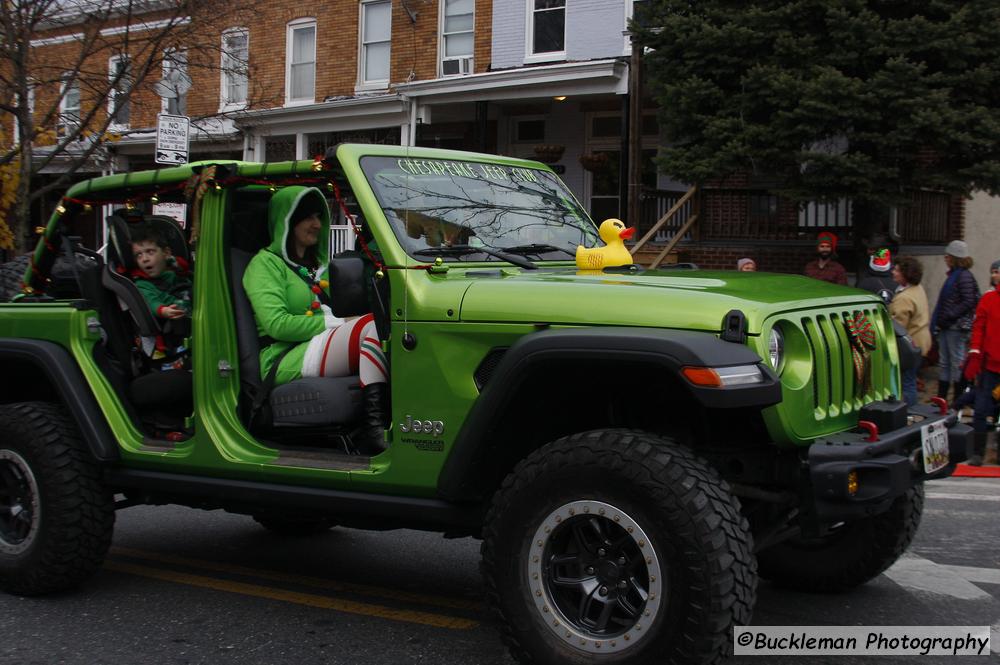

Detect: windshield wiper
[502, 243, 577, 259]
[413, 245, 537, 270]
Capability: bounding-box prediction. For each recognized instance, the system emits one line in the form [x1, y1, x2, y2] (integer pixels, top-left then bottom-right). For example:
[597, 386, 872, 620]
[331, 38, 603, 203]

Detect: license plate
[921, 419, 949, 473]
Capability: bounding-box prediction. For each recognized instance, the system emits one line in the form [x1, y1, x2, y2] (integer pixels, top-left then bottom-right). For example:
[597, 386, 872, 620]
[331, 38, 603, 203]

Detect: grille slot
[799, 307, 890, 421]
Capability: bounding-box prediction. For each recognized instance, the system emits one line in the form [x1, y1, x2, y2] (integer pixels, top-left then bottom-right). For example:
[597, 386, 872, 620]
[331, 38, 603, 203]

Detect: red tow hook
[929, 396, 948, 415]
[858, 420, 880, 442]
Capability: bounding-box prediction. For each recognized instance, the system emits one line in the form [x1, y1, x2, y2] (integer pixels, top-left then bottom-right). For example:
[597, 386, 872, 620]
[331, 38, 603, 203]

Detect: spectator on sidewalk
[890, 256, 931, 407]
[736, 257, 757, 272]
[857, 236, 897, 305]
[962, 259, 1000, 465]
[931, 240, 979, 404]
[803, 231, 847, 285]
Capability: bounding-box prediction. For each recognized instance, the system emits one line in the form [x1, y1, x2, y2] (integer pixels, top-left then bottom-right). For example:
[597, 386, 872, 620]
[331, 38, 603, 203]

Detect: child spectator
[737, 257, 757, 271]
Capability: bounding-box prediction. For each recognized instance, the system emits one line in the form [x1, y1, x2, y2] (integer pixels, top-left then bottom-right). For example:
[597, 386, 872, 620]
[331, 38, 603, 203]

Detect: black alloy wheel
[0, 450, 40, 555]
[533, 500, 662, 652]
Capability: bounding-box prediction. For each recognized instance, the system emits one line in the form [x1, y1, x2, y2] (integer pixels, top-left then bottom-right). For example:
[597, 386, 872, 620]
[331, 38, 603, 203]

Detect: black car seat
[105, 212, 192, 350]
[230, 248, 363, 429]
[100, 212, 193, 431]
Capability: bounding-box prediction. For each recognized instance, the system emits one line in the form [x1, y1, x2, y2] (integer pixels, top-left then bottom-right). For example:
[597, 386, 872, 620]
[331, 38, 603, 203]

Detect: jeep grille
[766, 305, 896, 444]
[801, 307, 892, 419]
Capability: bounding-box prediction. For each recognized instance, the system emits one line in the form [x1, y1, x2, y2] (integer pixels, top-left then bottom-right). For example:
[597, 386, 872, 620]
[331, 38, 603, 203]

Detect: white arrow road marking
[923, 493, 1000, 502]
[939, 565, 1000, 586]
[926, 480, 1000, 490]
[884, 555, 992, 600]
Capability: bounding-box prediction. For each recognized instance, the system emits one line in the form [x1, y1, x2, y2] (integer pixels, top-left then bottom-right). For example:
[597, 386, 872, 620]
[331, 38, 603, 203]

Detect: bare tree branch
[1, 0, 268, 252]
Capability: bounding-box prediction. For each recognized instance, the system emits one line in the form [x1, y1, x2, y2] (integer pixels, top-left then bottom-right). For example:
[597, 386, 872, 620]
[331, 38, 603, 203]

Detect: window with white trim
[440, 0, 474, 76]
[286, 18, 316, 104]
[221, 28, 249, 110]
[160, 49, 190, 115]
[507, 116, 546, 159]
[58, 74, 80, 138]
[526, 0, 565, 61]
[108, 54, 132, 127]
[359, 0, 391, 89]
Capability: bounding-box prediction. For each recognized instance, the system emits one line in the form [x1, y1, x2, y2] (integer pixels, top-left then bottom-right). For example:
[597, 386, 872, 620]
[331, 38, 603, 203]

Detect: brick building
[9, 0, 967, 288]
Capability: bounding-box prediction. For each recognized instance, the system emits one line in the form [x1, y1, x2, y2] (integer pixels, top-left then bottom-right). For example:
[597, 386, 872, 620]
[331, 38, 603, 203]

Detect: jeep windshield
[360, 156, 599, 263]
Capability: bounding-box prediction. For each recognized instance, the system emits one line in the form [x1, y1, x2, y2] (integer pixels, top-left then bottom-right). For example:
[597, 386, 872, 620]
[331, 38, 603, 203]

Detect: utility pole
[626, 37, 643, 230]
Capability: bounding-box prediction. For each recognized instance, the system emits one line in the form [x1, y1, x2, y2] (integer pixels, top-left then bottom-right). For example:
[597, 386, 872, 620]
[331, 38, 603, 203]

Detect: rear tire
[757, 486, 924, 593]
[482, 429, 756, 665]
[0, 255, 29, 301]
[0, 402, 115, 595]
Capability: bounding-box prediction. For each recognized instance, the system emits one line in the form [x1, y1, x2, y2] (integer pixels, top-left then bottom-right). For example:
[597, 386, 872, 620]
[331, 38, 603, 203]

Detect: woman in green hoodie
[243, 186, 388, 453]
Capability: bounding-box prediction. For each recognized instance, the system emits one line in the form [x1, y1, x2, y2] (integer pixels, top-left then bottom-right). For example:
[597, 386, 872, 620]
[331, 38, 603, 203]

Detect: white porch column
[295, 133, 309, 160]
[402, 97, 418, 147]
[242, 131, 255, 161]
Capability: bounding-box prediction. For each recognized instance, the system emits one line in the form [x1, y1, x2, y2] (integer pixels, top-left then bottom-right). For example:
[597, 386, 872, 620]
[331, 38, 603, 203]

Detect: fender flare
[438, 327, 780, 500]
[0, 339, 119, 462]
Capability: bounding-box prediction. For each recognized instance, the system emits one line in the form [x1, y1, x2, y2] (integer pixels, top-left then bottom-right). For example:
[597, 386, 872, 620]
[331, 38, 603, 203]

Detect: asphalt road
[1, 476, 997, 665]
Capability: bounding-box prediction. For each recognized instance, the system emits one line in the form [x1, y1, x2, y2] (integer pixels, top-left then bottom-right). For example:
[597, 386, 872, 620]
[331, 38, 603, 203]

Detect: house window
[286, 19, 316, 104]
[58, 75, 80, 137]
[527, 0, 565, 61]
[264, 135, 296, 161]
[160, 50, 190, 115]
[514, 118, 545, 143]
[440, 0, 474, 76]
[221, 28, 249, 109]
[506, 117, 546, 159]
[359, 0, 391, 88]
[108, 54, 132, 127]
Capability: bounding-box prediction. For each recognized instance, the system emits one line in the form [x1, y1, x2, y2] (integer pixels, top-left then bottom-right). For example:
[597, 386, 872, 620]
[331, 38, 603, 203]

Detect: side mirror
[327, 256, 368, 318]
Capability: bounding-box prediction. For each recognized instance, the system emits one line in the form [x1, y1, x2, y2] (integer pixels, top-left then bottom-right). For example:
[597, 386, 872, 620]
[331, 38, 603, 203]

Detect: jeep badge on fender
[399, 415, 444, 436]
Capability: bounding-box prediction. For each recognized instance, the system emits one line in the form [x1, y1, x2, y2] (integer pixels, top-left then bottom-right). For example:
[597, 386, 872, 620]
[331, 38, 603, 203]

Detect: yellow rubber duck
[576, 219, 636, 270]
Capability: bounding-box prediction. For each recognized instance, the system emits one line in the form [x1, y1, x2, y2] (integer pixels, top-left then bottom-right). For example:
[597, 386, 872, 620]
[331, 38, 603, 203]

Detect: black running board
[106, 468, 484, 534]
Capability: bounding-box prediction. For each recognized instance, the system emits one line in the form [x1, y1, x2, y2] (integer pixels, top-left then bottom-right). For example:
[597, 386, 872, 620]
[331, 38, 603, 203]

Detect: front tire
[0, 402, 115, 595]
[757, 486, 924, 593]
[482, 429, 756, 665]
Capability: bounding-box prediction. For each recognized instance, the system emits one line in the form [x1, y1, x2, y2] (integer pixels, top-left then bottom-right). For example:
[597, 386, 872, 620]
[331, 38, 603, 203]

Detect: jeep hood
[457, 268, 881, 334]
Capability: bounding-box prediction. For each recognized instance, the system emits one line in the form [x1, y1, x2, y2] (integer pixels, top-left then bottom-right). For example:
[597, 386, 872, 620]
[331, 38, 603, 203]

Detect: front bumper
[807, 402, 972, 521]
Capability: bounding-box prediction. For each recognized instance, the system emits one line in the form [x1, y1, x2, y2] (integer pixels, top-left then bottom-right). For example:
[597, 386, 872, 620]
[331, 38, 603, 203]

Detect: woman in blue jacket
[931, 240, 980, 403]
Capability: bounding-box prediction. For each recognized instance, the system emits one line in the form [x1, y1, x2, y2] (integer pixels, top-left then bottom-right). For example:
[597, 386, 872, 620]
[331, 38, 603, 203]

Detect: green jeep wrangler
[0, 145, 970, 665]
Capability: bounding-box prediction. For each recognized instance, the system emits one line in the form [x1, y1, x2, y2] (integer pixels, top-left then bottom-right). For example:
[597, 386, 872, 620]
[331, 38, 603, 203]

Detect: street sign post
[155, 113, 190, 165]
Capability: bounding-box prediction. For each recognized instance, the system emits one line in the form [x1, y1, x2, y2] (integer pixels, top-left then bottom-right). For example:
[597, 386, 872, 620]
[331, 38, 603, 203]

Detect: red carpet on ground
[953, 463, 1000, 478]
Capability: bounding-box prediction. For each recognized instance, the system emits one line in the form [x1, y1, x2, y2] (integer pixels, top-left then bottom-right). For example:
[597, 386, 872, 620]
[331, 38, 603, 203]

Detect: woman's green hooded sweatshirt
[243, 186, 331, 385]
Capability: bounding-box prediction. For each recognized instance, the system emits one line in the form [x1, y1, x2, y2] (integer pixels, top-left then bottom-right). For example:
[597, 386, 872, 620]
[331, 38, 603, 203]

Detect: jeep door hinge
[218, 359, 234, 378]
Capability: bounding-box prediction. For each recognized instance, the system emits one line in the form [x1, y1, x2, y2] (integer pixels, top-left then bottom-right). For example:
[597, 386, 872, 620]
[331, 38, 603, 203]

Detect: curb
[952, 464, 1000, 478]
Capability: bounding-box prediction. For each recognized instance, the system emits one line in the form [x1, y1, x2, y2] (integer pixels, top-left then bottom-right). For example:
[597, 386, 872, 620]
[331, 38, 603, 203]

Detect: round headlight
[768, 327, 784, 372]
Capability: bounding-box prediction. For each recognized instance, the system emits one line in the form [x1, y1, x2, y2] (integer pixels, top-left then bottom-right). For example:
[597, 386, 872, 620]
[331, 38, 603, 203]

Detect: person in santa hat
[857, 234, 897, 305]
[803, 231, 847, 285]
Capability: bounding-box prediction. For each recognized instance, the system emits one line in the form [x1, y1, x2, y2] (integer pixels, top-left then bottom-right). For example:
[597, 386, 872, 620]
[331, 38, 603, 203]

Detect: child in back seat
[130, 225, 192, 368]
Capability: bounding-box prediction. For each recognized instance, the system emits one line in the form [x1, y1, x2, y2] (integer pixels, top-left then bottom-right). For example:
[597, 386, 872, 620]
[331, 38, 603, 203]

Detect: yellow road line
[104, 561, 478, 630]
[110, 546, 482, 611]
